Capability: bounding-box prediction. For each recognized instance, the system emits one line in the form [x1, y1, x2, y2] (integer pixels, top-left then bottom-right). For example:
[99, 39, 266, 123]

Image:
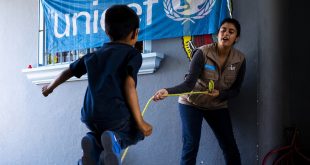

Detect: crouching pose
[42, 5, 152, 165]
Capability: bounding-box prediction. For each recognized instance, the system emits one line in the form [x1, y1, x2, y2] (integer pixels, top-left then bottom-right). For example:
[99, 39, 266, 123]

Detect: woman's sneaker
[81, 132, 102, 165]
[99, 131, 121, 165]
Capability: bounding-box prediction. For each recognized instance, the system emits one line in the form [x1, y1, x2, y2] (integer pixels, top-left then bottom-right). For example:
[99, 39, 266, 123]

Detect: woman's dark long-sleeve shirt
[166, 49, 246, 101]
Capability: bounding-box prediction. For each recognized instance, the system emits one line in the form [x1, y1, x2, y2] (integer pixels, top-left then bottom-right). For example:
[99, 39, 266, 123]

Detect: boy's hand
[42, 85, 53, 97]
[138, 120, 153, 137]
[153, 89, 168, 101]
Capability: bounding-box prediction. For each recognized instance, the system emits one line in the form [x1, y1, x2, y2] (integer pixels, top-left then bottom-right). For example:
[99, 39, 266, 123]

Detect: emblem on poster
[164, 0, 216, 24]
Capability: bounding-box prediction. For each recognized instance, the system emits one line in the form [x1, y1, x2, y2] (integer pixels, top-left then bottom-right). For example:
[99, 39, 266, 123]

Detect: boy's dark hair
[105, 5, 139, 41]
[219, 18, 241, 37]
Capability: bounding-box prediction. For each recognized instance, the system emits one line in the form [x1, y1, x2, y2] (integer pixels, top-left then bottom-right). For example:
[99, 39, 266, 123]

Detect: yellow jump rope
[120, 80, 215, 162]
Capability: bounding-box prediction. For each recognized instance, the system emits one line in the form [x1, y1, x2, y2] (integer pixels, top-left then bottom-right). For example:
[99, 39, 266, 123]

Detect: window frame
[38, 0, 45, 66]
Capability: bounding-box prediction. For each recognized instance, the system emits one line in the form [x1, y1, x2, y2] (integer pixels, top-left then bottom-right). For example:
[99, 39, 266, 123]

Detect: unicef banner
[42, 0, 231, 53]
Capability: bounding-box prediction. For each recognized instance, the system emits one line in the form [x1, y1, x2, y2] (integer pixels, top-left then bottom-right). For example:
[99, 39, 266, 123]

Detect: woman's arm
[166, 49, 205, 94]
[153, 49, 204, 101]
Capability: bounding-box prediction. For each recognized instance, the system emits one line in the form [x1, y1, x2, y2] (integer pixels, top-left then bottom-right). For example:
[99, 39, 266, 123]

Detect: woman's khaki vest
[178, 43, 245, 110]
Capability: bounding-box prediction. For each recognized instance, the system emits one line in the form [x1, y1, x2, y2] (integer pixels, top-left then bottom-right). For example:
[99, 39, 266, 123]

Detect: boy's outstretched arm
[124, 75, 153, 137]
[42, 68, 74, 97]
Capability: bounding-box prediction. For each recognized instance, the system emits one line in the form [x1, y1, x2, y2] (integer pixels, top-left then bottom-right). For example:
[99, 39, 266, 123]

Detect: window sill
[22, 52, 164, 84]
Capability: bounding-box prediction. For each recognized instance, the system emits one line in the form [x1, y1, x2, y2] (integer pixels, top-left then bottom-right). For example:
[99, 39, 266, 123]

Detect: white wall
[0, 0, 258, 164]
[0, 1, 87, 164]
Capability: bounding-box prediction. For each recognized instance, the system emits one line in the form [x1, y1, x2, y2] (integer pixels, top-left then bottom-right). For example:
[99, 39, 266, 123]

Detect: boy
[42, 5, 152, 165]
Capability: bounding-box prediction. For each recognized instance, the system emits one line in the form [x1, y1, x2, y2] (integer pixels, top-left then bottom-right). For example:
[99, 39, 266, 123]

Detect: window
[38, 1, 148, 67]
[22, 1, 164, 84]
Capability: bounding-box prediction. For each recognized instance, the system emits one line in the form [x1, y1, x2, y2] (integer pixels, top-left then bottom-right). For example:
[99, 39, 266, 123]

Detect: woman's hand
[207, 89, 219, 97]
[153, 89, 168, 101]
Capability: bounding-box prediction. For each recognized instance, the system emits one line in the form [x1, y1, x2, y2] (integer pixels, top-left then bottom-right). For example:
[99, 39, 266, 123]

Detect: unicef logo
[164, 0, 216, 24]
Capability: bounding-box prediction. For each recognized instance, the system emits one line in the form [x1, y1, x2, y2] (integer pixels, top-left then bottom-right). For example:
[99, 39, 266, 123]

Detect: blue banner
[42, 0, 231, 53]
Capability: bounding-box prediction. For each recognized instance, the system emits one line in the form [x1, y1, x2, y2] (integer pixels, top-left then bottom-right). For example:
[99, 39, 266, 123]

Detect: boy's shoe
[99, 131, 121, 165]
[81, 132, 102, 165]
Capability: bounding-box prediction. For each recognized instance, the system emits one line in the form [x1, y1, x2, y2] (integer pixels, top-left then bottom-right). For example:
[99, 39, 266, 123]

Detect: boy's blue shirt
[70, 42, 142, 126]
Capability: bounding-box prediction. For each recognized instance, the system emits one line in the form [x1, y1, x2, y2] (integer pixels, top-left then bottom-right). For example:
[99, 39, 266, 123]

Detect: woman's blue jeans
[179, 103, 241, 165]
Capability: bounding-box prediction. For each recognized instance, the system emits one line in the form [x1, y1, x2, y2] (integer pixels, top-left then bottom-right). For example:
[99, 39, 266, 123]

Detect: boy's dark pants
[179, 104, 241, 165]
[84, 117, 144, 149]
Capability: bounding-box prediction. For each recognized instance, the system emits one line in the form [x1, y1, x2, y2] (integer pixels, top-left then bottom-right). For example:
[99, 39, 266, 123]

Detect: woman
[153, 18, 246, 165]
